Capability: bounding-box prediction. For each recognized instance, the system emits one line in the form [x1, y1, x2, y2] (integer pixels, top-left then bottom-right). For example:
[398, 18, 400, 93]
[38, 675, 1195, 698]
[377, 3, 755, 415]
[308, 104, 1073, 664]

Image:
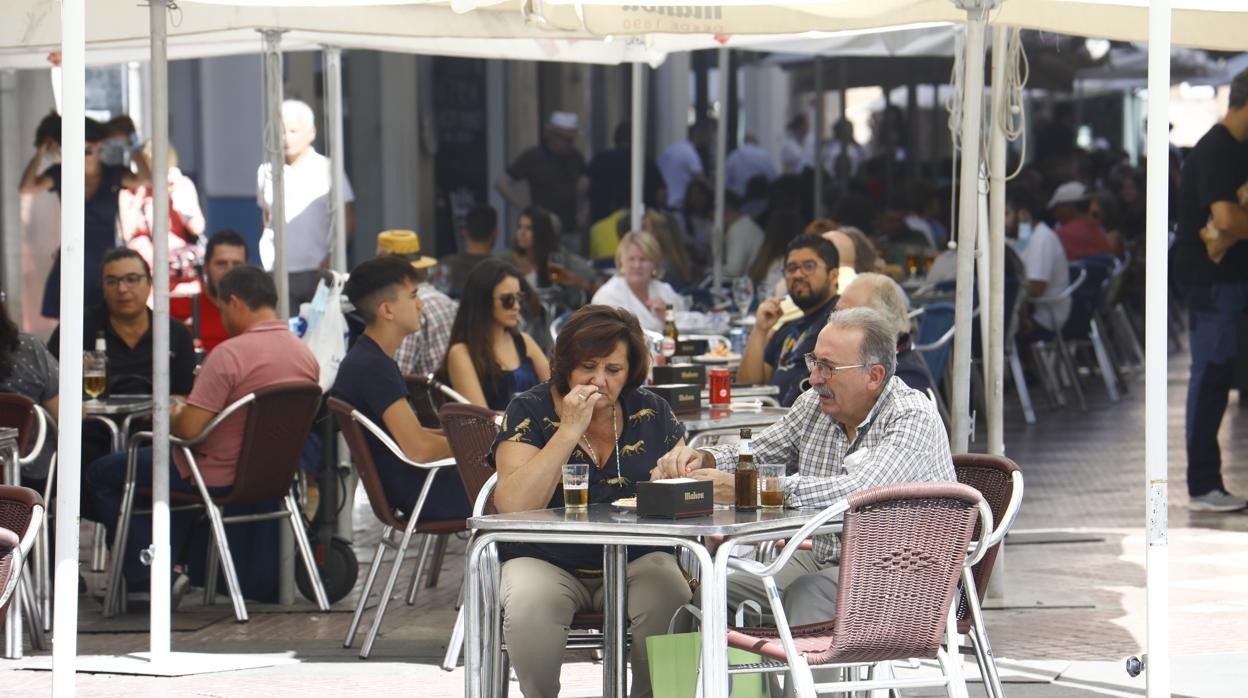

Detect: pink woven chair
[953, 453, 1024, 698]
[723, 482, 992, 697]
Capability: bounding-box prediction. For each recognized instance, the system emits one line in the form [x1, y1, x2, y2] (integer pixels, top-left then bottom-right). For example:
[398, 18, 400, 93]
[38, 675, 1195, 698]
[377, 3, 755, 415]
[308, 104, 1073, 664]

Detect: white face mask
[1018, 221, 1033, 246]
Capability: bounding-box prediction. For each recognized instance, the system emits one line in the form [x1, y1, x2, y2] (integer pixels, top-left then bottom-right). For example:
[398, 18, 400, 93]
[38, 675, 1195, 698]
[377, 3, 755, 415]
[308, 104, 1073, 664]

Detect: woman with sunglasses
[438, 258, 550, 410]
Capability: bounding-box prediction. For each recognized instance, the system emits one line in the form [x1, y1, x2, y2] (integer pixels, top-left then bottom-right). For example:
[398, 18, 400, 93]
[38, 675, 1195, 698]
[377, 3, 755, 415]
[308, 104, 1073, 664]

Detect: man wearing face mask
[20, 117, 152, 317]
[1007, 187, 1070, 333]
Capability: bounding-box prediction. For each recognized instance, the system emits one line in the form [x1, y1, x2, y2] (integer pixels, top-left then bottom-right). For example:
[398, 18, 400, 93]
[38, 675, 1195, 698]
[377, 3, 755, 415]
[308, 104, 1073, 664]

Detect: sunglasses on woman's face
[496, 293, 523, 310]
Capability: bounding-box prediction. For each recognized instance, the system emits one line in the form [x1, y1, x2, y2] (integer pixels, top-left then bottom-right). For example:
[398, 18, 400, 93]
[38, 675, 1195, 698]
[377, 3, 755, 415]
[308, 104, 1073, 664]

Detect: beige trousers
[499, 552, 693, 698]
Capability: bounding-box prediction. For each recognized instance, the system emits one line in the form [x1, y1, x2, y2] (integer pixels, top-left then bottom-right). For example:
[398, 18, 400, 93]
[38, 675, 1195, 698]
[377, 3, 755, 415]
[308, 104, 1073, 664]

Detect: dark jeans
[1185, 282, 1248, 497]
[86, 447, 231, 589]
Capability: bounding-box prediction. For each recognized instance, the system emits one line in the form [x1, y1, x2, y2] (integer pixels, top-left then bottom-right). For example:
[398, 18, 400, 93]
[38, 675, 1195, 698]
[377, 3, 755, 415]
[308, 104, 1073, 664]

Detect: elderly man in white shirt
[257, 99, 356, 309]
[1008, 189, 1071, 331]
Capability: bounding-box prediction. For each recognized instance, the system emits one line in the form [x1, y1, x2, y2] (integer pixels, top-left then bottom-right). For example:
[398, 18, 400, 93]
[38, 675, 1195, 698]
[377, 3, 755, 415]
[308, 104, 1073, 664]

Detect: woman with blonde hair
[590, 230, 684, 332]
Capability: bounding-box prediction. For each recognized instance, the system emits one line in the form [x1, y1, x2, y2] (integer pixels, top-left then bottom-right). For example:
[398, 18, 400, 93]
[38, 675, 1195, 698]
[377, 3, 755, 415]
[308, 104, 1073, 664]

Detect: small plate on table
[692, 353, 741, 364]
[612, 497, 637, 509]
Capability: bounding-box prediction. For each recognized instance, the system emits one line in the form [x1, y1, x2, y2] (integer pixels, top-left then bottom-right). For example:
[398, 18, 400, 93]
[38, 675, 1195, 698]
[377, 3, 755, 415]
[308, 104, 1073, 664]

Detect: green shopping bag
[647, 604, 769, 698]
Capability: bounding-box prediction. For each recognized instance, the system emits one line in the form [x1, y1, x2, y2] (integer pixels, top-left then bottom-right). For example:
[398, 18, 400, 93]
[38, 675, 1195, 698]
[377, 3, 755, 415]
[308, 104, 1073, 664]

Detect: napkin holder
[636, 478, 714, 518]
[652, 363, 706, 386]
[649, 384, 701, 414]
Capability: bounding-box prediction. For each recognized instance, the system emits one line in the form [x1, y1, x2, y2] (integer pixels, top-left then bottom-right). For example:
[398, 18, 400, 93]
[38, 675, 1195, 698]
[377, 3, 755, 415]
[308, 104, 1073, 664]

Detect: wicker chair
[0, 485, 46, 652]
[102, 381, 329, 621]
[0, 394, 55, 630]
[953, 453, 1024, 698]
[328, 396, 464, 659]
[404, 373, 471, 429]
[722, 482, 991, 697]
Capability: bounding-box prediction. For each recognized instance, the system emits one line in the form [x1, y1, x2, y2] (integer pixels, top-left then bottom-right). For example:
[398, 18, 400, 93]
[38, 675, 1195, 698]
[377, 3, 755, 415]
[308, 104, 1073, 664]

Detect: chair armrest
[984, 470, 1024, 549]
[169, 393, 258, 448]
[424, 374, 472, 406]
[351, 407, 456, 471]
[727, 500, 852, 579]
[914, 307, 979, 353]
[14, 504, 44, 560]
[474, 472, 498, 518]
[1032, 268, 1086, 304]
[17, 405, 52, 466]
[964, 499, 996, 568]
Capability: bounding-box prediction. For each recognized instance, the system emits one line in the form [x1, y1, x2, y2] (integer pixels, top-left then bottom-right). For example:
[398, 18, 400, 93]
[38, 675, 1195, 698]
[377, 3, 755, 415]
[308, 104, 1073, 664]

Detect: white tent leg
[1144, 0, 1172, 694]
[324, 46, 348, 273]
[631, 63, 645, 231]
[52, 0, 86, 690]
[950, 5, 988, 454]
[813, 55, 824, 219]
[262, 31, 289, 319]
[987, 23, 1009, 457]
[0, 71, 20, 321]
[712, 46, 728, 293]
[149, 0, 173, 661]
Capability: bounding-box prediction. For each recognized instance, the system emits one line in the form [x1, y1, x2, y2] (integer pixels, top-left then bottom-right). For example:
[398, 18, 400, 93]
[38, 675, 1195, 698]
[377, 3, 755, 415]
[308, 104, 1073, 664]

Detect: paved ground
[3, 351, 1248, 696]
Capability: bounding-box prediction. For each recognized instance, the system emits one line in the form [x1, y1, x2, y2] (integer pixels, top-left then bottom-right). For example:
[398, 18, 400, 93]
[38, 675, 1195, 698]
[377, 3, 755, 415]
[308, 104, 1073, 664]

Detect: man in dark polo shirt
[332, 256, 469, 521]
[49, 247, 195, 395]
[737, 235, 840, 406]
[1172, 68, 1248, 512]
[494, 111, 588, 239]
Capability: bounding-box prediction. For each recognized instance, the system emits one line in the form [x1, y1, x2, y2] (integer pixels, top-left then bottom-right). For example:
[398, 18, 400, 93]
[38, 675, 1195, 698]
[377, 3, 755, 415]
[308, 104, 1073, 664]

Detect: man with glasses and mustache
[656, 307, 952, 654]
[736, 234, 841, 406]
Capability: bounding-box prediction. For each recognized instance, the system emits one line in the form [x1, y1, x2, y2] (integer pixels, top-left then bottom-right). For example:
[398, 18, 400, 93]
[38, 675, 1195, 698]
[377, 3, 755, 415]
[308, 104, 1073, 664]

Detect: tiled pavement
[3, 352, 1248, 695]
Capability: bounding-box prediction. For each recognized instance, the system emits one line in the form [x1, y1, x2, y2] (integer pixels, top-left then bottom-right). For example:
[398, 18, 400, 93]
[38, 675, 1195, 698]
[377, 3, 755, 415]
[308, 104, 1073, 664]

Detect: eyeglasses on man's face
[103, 273, 149, 289]
[803, 353, 867, 379]
[784, 259, 823, 276]
[496, 292, 524, 310]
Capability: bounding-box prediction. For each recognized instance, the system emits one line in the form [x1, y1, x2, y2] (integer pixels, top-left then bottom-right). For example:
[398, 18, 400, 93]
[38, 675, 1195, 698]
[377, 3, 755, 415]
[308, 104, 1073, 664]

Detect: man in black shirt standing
[1172, 68, 1248, 512]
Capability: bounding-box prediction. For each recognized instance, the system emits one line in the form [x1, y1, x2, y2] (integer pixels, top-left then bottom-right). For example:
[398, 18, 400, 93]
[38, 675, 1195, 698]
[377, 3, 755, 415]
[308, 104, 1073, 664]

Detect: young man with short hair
[333, 256, 467, 521]
[439, 204, 498, 297]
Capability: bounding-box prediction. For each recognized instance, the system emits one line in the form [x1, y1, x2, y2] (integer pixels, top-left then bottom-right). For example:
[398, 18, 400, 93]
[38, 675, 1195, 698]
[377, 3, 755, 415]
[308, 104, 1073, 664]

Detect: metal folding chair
[328, 396, 463, 659]
[721, 482, 991, 697]
[103, 381, 329, 621]
[0, 484, 47, 655]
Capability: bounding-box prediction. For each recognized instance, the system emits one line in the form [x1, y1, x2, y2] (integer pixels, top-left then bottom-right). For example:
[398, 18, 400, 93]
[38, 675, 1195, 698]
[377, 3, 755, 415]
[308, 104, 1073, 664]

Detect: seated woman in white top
[590, 230, 684, 333]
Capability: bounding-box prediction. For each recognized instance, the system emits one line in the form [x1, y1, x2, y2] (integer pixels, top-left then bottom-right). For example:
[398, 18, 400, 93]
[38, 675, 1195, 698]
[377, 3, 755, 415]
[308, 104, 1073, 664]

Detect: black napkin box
[637, 478, 714, 518]
[650, 383, 702, 414]
[673, 339, 708, 357]
[652, 363, 706, 386]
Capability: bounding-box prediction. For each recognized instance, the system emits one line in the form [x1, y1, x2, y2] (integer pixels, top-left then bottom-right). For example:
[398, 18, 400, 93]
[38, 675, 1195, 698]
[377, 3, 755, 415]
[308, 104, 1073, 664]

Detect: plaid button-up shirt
[394, 283, 458, 378]
[705, 376, 953, 566]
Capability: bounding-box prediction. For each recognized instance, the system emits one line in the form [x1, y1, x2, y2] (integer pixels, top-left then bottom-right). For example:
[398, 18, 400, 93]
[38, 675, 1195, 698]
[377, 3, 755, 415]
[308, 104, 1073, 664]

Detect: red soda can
[709, 368, 731, 405]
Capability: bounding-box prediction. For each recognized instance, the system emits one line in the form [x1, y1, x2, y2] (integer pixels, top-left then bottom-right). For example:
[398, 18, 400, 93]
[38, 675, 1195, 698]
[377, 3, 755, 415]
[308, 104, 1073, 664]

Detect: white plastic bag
[301, 271, 349, 391]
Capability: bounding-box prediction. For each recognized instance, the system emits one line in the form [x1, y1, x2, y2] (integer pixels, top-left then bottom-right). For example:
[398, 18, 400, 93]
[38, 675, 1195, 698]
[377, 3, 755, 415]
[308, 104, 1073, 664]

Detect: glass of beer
[83, 351, 107, 406]
[562, 463, 589, 511]
[758, 463, 786, 510]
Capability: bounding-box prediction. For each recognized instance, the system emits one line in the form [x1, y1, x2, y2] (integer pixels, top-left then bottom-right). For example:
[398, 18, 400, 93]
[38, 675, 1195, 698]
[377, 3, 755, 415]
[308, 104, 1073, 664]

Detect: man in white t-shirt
[724, 133, 778, 198]
[657, 122, 711, 209]
[256, 99, 356, 309]
[1008, 190, 1070, 331]
[780, 113, 814, 174]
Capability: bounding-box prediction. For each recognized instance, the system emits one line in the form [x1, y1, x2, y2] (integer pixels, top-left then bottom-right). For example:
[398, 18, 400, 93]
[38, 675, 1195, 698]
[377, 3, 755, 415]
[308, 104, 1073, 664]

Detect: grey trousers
[499, 552, 693, 698]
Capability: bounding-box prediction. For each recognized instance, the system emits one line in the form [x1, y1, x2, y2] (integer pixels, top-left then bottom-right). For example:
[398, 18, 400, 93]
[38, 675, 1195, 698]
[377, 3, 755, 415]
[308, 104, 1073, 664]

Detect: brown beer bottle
[735, 427, 757, 511]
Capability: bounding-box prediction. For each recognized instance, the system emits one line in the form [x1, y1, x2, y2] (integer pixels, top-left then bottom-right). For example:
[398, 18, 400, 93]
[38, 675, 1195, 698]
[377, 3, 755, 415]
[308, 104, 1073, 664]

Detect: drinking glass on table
[83, 350, 107, 406]
[731, 277, 754, 318]
[758, 463, 786, 510]
[562, 463, 589, 511]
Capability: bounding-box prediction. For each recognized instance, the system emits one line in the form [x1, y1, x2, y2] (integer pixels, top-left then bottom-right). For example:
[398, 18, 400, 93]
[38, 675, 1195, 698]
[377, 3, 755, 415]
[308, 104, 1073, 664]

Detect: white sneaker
[1189, 490, 1248, 512]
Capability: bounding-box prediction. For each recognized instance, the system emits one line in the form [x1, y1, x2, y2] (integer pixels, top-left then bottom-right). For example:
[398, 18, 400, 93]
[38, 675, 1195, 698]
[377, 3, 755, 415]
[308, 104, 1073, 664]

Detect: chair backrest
[327, 396, 405, 530]
[0, 393, 37, 454]
[828, 482, 983, 664]
[1062, 255, 1114, 339]
[952, 453, 1021, 634]
[406, 374, 452, 428]
[438, 403, 501, 516]
[0, 485, 44, 614]
[913, 302, 955, 384]
[214, 381, 322, 506]
[0, 525, 20, 610]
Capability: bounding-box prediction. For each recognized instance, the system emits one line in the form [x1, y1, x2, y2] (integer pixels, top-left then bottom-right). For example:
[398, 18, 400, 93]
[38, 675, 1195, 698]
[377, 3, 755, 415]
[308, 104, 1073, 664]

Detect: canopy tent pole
[149, 0, 173, 660]
[630, 62, 645, 231]
[813, 55, 825, 219]
[262, 30, 289, 320]
[51, 0, 85, 688]
[987, 23, 1009, 456]
[712, 46, 728, 293]
[1143, 0, 1172, 693]
[325, 46, 348, 272]
[950, 3, 989, 454]
[0, 71, 20, 316]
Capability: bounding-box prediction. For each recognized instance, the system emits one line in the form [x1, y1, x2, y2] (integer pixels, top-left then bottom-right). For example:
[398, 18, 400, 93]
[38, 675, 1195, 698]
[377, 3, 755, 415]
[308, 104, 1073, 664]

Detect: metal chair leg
[404, 534, 434, 606]
[361, 516, 421, 659]
[20, 568, 47, 650]
[442, 603, 465, 671]
[103, 458, 141, 618]
[344, 528, 391, 649]
[204, 541, 220, 605]
[202, 503, 248, 622]
[425, 532, 449, 589]
[1089, 318, 1121, 401]
[285, 494, 330, 611]
[91, 522, 108, 573]
[1008, 348, 1037, 424]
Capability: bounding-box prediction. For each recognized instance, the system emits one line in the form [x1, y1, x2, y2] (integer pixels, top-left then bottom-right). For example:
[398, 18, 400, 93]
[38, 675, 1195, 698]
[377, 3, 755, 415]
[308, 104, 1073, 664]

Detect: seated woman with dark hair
[0, 299, 59, 492]
[439, 258, 549, 411]
[491, 305, 692, 698]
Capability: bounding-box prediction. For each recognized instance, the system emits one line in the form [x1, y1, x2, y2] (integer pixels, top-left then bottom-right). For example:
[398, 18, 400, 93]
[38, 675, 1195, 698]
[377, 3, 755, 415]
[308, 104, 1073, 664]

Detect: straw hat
[376, 229, 436, 269]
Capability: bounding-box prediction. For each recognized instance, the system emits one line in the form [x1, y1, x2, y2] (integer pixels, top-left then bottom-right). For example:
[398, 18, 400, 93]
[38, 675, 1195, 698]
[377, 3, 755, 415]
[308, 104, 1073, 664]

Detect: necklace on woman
[580, 402, 629, 487]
